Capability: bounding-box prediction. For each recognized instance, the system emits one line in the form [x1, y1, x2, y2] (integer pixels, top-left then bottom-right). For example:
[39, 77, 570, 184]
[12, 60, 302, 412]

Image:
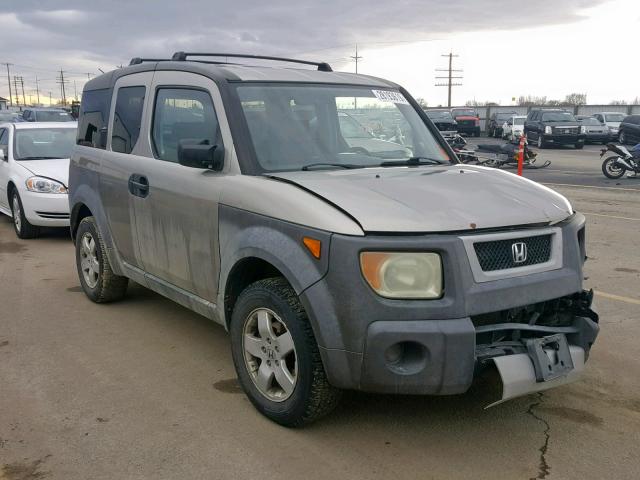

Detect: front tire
[602, 156, 626, 179]
[537, 135, 546, 149]
[11, 190, 39, 239]
[75, 216, 128, 303]
[619, 132, 627, 145]
[230, 277, 341, 427]
[575, 142, 584, 150]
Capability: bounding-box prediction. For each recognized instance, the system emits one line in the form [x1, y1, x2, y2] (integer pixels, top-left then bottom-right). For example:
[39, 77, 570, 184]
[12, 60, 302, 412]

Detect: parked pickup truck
[451, 108, 481, 137]
[424, 109, 458, 137]
[69, 52, 599, 427]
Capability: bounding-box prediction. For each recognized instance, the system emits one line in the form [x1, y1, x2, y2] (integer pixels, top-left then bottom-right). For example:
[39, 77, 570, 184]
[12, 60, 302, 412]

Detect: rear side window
[111, 86, 146, 154]
[77, 88, 111, 149]
[0, 129, 8, 154]
[151, 88, 220, 163]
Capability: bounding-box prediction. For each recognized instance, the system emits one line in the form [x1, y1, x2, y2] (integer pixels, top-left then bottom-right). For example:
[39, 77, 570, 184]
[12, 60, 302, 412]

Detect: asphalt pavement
[1, 142, 639, 480]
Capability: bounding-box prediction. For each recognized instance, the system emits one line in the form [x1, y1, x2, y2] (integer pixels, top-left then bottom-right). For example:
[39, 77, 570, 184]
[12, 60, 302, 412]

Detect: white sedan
[0, 121, 76, 238]
[502, 115, 527, 141]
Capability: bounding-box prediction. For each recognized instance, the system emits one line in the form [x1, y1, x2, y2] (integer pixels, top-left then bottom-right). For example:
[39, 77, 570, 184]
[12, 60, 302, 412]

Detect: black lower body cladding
[299, 214, 597, 393]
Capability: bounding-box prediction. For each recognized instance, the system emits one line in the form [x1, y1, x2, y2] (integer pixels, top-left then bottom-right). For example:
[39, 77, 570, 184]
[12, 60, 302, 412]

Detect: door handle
[128, 174, 149, 198]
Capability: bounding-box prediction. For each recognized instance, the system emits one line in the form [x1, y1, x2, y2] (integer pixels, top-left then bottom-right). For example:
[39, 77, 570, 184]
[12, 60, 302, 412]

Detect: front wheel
[619, 132, 627, 144]
[537, 135, 546, 149]
[230, 277, 341, 427]
[11, 190, 39, 239]
[575, 142, 584, 150]
[602, 156, 625, 179]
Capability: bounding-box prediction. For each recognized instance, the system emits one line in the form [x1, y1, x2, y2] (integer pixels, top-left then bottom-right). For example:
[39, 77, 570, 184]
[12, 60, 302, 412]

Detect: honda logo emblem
[512, 242, 528, 264]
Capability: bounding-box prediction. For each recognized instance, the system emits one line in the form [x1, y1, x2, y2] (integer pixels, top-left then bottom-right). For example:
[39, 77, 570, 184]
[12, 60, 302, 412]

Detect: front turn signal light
[303, 237, 322, 259]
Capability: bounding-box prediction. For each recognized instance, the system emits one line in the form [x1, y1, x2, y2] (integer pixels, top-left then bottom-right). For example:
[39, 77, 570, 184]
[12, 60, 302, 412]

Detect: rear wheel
[602, 156, 625, 179]
[11, 190, 39, 239]
[230, 277, 341, 427]
[75, 216, 128, 302]
[575, 142, 584, 150]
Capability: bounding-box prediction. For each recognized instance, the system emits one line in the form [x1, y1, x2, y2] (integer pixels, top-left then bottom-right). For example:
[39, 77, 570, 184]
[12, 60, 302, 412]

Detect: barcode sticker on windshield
[372, 90, 409, 105]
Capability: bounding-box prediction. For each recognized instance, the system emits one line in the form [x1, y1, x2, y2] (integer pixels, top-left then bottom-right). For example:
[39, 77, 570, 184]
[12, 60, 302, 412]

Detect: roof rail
[170, 52, 333, 72]
[128, 58, 171, 66]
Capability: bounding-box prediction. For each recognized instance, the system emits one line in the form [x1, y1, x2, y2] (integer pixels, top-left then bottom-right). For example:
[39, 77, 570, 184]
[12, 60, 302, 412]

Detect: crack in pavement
[527, 392, 551, 480]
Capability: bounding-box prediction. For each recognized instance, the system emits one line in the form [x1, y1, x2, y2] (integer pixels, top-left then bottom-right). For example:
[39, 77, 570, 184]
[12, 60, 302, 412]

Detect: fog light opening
[384, 341, 429, 375]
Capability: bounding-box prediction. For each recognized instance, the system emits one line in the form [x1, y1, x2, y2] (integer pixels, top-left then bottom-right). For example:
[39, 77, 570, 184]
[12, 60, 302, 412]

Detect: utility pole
[435, 51, 463, 108]
[350, 44, 363, 74]
[56, 70, 69, 106]
[49, 92, 52, 106]
[19, 77, 26, 106]
[13, 76, 20, 106]
[73, 80, 78, 101]
[3, 63, 13, 107]
[350, 44, 363, 109]
[35, 76, 40, 105]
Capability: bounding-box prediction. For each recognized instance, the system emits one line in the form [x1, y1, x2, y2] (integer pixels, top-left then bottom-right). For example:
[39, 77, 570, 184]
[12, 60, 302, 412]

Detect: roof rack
[170, 52, 333, 72]
[129, 58, 171, 66]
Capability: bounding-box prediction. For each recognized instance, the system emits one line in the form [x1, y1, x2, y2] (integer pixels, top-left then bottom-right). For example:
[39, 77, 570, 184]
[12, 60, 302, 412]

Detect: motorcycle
[600, 143, 640, 179]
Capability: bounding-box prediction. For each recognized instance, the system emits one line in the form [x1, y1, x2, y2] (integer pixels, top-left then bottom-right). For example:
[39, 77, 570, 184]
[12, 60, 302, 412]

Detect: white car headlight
[580, 126, 586, 134]
[544, 126, 552, 134]
[25, 176, 67, 194]
[360, 252, 443, 299]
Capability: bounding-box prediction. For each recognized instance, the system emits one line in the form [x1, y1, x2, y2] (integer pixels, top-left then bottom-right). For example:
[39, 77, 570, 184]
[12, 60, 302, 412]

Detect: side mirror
[0, 148, 6, 161]
[178, 140, 224, 170]
[99, 127, 108, 149]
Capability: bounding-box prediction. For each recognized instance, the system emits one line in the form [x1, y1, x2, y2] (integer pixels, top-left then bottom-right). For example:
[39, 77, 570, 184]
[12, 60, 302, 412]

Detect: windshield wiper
[301, 162, 363, 171]
[379, 156, 447, 167]
[17, 156, 62, 160]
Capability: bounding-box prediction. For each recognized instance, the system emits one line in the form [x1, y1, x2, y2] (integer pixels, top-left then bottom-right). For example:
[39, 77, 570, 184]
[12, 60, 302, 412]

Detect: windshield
[236, 84, 451, 172]
[426, 111, 453, 120]
[451, 109, 477, 117]
[14, 128, 76, 160]
[513, 117, 525, 125]
[496, 113, 515, 121]
[541, 112, 575, 122]
[338, 112, 373, 139]
[580, 118, 601, 126]
[604, 113, 625, 122]
[34, 110, 74, 122]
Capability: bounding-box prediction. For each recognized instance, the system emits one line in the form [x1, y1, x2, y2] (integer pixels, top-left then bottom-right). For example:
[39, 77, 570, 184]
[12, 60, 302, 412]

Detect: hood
[16, 158, 70, 186]
[270, 165, 572, 233]
[605, 122, 620, 128]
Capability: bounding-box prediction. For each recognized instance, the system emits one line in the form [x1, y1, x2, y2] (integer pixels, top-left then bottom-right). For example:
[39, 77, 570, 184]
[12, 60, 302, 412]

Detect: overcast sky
[0, 0, 638, 106]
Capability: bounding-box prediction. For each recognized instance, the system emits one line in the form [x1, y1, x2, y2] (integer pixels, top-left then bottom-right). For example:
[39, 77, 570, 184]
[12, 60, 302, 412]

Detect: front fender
[217, 204, 332, 319]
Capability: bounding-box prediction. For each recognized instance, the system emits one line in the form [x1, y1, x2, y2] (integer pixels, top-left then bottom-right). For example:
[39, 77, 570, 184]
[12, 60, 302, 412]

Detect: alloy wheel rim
[12, 195, 21, 232]
[242, 307, 297, 402]
[606, 159, 623, 177]
[80, 233, 100, 288]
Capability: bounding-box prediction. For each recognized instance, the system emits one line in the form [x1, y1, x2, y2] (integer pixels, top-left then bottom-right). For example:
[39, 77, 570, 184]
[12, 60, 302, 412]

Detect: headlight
[544, 126, 552, 134]
[360, 252, 443, 299]
[25, 176, 67, 194]
[580, 126, 586, 134]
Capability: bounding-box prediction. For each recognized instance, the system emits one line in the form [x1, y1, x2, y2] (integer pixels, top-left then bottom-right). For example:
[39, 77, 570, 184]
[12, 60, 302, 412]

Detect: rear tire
[575, 142, 584, 150]
[75, 216, 128, 303]
[602, 156, 625, 179]
[230, 277, 341, 427]
[11, 190, 39, 239]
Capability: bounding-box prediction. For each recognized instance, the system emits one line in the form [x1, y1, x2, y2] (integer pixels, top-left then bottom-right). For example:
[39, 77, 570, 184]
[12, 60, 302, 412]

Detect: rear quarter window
[111, 86, 146, 154]
[77, 88, 112, 149]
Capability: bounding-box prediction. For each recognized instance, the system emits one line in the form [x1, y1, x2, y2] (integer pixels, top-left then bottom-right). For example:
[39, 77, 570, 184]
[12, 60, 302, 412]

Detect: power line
[435, 51, 463, 108]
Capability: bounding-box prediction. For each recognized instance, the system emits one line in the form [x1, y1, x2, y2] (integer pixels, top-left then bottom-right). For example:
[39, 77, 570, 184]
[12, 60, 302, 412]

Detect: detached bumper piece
[359, 291, 598, 401]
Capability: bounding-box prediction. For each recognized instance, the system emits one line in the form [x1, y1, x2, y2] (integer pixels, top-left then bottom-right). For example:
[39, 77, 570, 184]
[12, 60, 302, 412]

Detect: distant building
[0, 97, 7, 110]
